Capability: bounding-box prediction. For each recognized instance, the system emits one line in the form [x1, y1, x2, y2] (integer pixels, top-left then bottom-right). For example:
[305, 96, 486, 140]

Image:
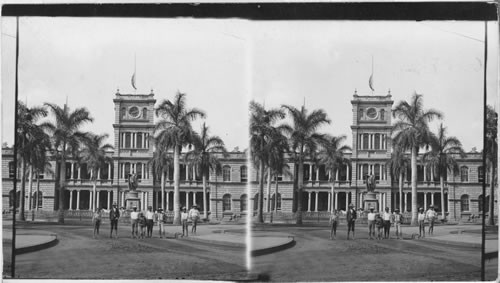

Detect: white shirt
[418, 213, 426, 221]
[130, 211, 139, 220]
[383, 211, 391, 221]
[367, 212, 376, 221]
[146, 211, 155, 220]
[189, 208, 200, 219]
[426, 210, 437, 220]
[181, 212, 189, 221]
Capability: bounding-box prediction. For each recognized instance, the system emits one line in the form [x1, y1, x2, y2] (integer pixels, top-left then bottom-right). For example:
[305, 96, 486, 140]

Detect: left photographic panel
[2, 16, 251, 280]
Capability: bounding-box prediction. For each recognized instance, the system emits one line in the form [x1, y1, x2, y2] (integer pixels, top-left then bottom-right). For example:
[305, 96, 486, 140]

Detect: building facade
[2, 91, 496, 221]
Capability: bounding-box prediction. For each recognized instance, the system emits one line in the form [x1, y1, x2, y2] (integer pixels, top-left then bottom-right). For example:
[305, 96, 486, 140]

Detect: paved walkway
[3, 221, 497, 258]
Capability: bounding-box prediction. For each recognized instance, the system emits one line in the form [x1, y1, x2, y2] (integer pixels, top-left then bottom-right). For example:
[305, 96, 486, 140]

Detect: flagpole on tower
[369, 55, 375, 95]
[131, 53, 137, 93]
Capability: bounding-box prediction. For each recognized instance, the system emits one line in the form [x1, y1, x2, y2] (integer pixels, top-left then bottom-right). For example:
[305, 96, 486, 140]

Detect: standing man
[109, 203, 120, 238]
[393, 208, 403, 239]
[189, 205, 200, 235]
[157, 208, 166, 238]
[426, 205, 438, 235]
[367, 207, 376, 240]
[145, 206, 155, 238]
[383, 207, 392, 239]
[130, 206, 139, 239]
[346, 203, 357, 240]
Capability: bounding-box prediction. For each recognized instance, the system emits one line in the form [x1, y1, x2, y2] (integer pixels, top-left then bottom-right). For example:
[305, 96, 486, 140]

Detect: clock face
[366, 108, 378, 119]
[128, 106, 140, 118]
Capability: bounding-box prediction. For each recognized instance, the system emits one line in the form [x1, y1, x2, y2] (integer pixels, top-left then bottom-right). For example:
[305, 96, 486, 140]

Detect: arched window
[136, 133, 142, 149]
[359, 108, 363, 120]
[240, 194, 248, 212]
[124, 163, 131, 178]
[142, 108, 148, 119]
[374, 134, 380, 149]
[460, 194, 469, 212]
[223, 166, 231, 182]
[9, 190, 20, 208]
[362, 164, 369, 180]
[9, 161, 15, 178]
[460, 166, 468, 182]
[121, 107, 126, 119]
[136, 162, 143, 180]
[271, 193, 282, 211]
[222, 194, 231, 211]
[478, 166, 484, 183]
[380, 109, 385, 120]
[33, 191, 43, 209]
[374, 164, 380, 180]
[125, 133, 131, 148]
[240, 166, 248, 182]
[362, 134, 369, 149]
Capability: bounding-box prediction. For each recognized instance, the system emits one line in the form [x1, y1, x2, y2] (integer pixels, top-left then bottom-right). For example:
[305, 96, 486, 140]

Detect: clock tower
[350, 91, 394, 211]
[112, 89, 156, 210]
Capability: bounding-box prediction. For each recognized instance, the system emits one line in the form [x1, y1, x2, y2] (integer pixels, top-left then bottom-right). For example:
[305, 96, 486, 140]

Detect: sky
[2, 18, 498, 152]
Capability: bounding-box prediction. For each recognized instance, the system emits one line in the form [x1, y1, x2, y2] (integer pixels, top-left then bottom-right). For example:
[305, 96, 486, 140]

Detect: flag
[131, 73, 136, 90]
[369, 74, 374, 91]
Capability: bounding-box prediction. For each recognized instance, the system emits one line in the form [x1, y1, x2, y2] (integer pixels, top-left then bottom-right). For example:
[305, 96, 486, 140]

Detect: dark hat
[430, 205, 434, 208]
[369, 207, 374, 211]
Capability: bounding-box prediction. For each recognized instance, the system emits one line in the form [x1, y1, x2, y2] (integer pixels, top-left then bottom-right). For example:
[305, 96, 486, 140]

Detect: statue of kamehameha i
[128, 173, 138, 191]
[366, 174, 376, 192]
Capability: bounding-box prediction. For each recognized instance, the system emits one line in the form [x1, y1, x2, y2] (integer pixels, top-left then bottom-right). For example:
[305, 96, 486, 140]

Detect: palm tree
[45, 103, 93, 223]
[392, 93, 442, 225]
[16, 101, 49, 220]
[29, 127, 52, 211]
[281, 104, 330, 224]
[386, 145, 410, 212]
[486, 105, 497, 225]
[265, 130, 290, 213]
[423, 123, 464, 220]
[154, 92, 205, 225]
[149, 140, 173, 211]
[185, 123, 228, 219]
[318, 135, 351, 212]
[81, 133, 114, 210]
[250, 101, 286, 223]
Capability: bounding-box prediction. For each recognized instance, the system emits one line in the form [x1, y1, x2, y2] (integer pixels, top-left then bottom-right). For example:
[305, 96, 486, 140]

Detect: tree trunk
[19, 158, 26, 221]
[274, 175, 279, 212]
[257, 159, 265, 223]
[331, 181, 334, 213]
[266, 167, 271, 212]
[399, 171, 403, 211]
[296, 154, 304, 225]
[93, 175, 97, 211]
[58, 147, 66, 224]
[161, 171, 165, 210]
[36, 172, 40, 211]
[28, 165, 33, 211]
[411, 146, 418, 226]
[440, 175, 446, 220]
[202, 173, 208, 219]
[173, 145, 181, 225]
[488, 162, 495, 225]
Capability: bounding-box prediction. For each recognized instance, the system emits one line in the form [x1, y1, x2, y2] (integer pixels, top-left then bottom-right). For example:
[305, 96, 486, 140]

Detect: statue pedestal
[363, 192, 379, 212]
[125, 191, 141, 211]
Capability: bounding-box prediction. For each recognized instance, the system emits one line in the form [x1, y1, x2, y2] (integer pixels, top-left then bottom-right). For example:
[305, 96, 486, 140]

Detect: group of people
[91, 203, 202, 239]
[329, 203, 439, 240]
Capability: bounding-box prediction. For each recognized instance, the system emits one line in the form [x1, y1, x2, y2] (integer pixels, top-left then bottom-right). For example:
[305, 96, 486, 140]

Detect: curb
[178, 234, 245, 248]
[15, 235, 59, 255]
[251, 236, 296, 257]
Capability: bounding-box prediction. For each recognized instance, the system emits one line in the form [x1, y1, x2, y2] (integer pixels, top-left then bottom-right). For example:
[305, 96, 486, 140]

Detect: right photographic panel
[248, 20, 498, 281]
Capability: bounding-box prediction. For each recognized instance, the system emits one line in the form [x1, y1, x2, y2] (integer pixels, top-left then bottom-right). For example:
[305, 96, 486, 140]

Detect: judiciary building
[2, 90, 496, 222]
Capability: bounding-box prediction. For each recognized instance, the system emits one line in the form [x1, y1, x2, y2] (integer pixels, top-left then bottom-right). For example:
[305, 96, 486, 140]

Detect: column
[309, 165, 313, 181]
[424, 168, 427, 182]
[360, 193, 363, 208]
[70, 163, 74, 180]
[368, 134, 371, 149]
[78, 166, 81, 180]
[121, 192, 125, 208]
[315, 168, 319, 182]
[431, 168, 434, 183]
[97, 191, 100, 209]
[193, 191, 197, 206]
[378, 194, 382, 211]
[143, 133, 147, 148]
[89, 191, 93, 211]
[334, 192, 338, 210]
[193, 167, 197, 181]
[108, 191, 111, 209]
[69, 190, 73, 210]
[142, 163, 145, 179]
[360, 164, 363, 180]
[404, 192, 408, 212]
[145, 192, 149, 208]
[431, 193, 435, 207]
[76, 191, 80, 210]
[346, 165, 350, 181]
[186, 192, 190, 209]
[314, 192, 319, 212]
[97, 168, 101, 180]
[380, 134, 383, 150]
[185, 165, 189, 180]
[424, 193, 427, 210]
[328, 193, 331, 212]
[335, 169, 339, 181]
[307, 192, 311, 212]
[108, 163, 111, 180]
[379, 165, 382, 180]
